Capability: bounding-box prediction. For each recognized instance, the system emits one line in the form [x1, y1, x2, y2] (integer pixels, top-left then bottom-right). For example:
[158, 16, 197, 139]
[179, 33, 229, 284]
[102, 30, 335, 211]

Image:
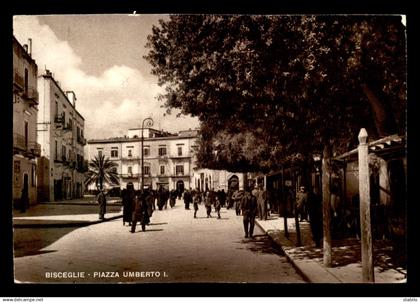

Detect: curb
[13, 214, 123, 229]
[255, 219, 312, 283]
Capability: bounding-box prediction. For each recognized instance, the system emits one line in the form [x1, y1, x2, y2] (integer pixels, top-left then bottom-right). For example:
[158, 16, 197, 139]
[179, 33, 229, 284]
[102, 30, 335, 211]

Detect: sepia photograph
[11, 13, 407, 286]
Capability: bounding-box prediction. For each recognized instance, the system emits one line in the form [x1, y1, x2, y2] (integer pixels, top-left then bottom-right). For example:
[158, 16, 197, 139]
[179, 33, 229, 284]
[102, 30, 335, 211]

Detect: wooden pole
[358, 128, 375, 283]
[282, 167, 289, 238]
[322, 145, 332, 267]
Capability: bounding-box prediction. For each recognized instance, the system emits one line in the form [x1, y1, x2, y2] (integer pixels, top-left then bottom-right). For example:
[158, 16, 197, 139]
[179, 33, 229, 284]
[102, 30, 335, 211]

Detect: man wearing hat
[296, 185, 308, 221]
[97, 189, 107, 220]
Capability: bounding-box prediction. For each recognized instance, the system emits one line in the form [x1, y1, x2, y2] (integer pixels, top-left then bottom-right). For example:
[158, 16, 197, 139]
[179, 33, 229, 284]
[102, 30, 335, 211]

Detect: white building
[192, 168, 246, 192]
[87, 128, 198, 191]
[13, 36, 41, 207]
[37, 70, 86, 201]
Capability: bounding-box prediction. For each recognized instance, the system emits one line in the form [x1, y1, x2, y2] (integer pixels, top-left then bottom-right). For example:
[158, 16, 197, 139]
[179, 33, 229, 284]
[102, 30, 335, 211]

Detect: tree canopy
[145, 15, 406, 172]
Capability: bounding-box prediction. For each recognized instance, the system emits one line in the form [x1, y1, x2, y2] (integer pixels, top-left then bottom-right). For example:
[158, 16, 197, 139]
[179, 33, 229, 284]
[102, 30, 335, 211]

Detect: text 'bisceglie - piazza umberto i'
[86, 128, 246, 193]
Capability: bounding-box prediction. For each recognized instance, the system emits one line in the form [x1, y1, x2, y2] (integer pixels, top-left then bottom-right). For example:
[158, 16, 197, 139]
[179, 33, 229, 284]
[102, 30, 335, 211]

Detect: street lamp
[140, 117, 154, 192]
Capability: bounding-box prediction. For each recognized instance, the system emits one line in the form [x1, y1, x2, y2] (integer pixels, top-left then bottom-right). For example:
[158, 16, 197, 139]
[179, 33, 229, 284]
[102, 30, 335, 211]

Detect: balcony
[54, 114, 64, 126]
[13, 132, 26, 152]
[63, 122, 73, 132]
[77, 136, 87, 146]
[26, 87, 39, 105]
[28, 141, 41, 157]
[13, 69, 24, 90]
[120, 173, 140, 179]
[121, 156, 140, 161]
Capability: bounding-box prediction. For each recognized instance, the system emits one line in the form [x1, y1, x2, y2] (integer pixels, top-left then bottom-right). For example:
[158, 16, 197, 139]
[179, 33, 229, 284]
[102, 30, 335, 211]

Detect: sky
[13, 14, 200, 139]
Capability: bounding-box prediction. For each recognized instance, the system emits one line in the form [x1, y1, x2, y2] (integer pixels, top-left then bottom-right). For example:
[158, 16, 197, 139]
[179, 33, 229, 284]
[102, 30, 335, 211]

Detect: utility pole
[140, 117, 154, 193]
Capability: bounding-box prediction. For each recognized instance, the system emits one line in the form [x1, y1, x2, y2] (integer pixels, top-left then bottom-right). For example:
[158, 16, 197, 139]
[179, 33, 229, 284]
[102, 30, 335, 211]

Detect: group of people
[96, 182, 323, 246]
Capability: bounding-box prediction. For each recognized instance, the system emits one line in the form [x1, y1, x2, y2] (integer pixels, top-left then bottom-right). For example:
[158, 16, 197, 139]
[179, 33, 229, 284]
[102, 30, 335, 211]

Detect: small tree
[84, 154, 120, 190]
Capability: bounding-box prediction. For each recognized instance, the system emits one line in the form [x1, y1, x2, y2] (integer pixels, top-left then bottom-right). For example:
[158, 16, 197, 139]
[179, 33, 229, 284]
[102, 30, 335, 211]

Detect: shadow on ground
[269, 226, 405, 272]
[237, 232, 286, 257]
[14, 204, 122, 217]
[13, 227, 79, 257]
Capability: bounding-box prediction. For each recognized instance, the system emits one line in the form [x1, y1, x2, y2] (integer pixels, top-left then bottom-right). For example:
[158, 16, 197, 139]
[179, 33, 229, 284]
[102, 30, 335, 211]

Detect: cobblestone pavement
[13, 203, 305, 284]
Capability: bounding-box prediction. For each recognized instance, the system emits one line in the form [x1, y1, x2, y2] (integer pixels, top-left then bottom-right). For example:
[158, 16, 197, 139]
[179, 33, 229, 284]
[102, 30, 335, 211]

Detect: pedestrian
[296, 186, 309, 221]
[204, 191, 213, 218]
[145, 188, 154, 219]
[214, 195, 221, 219]
[169, 189, 177, 208]
[184, 189, 192, 210]
[122, 182, 135, 226]
[220, 189, 227, 207]
[241, 186, 258, 238]
[256, 184, 268, 220]
[19, 186, 29, 213]
[307, 187, 323, 247]
[232, 190, 243, 216]
[131, 191, 150, 233]
[97, 189, 107, 220]
[193, 190, 200, 218]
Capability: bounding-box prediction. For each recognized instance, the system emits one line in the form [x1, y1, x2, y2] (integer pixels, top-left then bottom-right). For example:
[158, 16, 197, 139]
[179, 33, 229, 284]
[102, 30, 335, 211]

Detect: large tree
[145, 15, 406, 173]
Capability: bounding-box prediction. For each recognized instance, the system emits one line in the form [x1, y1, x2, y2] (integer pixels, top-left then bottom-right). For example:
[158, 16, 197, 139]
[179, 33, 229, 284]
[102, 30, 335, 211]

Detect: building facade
[13, 36, 41, 207]
[192, 168, 246, 193]
[87, 129, 198, 191]
[37, 70, 86, 202]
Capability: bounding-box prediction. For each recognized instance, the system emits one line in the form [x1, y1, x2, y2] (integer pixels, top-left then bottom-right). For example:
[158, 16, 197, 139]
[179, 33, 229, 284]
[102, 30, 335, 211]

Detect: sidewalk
[255, 213, 407, 283]
[13, 197, 123, 228]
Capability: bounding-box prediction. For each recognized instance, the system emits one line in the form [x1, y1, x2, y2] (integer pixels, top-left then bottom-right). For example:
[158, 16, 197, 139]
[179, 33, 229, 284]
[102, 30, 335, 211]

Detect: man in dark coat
[241, 186, 258, 238]
[122, 182, 135, 225]
[307, 188, 323, 247]
[131, 192, 150, 233]
[97, 189, 107, 220]
[184, 189, 192, 210]
[20, 186, 29, 213]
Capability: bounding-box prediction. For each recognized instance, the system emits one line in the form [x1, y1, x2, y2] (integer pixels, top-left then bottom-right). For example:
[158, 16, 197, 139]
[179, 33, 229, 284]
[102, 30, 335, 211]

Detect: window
[143, 147, 150, 156]
[77, 126, 80, 140]
[176, 165, 184, 175]
[178, 146, 183, 156]
[24, 121, 28, 149]
[158, 146, 167, 156]
[128, 166, 133, 176]
[128, 149, 132, 157]
[98, 150, 102, 157]
[62, 146, 66, 161]
[55, 141, 58, 160]
[31, 164, 36, 187]
[160, 165, 165, 175]
[111, 149, 118, 158]
[55, 101, 58, 117]
[143, 166, 150, 176]
[24, 68, 28, 95]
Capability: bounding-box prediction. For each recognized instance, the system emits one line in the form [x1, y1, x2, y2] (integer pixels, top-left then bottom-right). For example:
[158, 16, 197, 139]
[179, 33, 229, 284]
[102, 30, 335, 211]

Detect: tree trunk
[322, 145, 332, 267]
[361, 83, 397, 137]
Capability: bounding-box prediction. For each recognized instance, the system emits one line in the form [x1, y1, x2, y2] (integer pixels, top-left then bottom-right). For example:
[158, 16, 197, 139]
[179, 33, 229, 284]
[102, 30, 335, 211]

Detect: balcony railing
[120, 173, 140, 179]
[13, 133, 26, 151]
[28, 141, 41, 157]
[26, 87, 39, 105]
[121, 156, 140, 161]
[77, 136, 87, 146]
[13, 69, 24, 90]
[54, 115, 63, 123]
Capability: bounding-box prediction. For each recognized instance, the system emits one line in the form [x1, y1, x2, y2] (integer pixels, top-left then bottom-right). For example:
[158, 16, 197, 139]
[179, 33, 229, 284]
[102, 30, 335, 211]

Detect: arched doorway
[228, 175, 239, 191]
[176, 180, 185, 193]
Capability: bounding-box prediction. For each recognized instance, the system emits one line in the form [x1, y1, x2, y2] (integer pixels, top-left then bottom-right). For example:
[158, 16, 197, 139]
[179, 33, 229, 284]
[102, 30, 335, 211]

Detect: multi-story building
[192, 168, 246, 193]
[13, 36, 41, 207]
[37, 69, 86, 201]
[87, 128, 199, 191]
